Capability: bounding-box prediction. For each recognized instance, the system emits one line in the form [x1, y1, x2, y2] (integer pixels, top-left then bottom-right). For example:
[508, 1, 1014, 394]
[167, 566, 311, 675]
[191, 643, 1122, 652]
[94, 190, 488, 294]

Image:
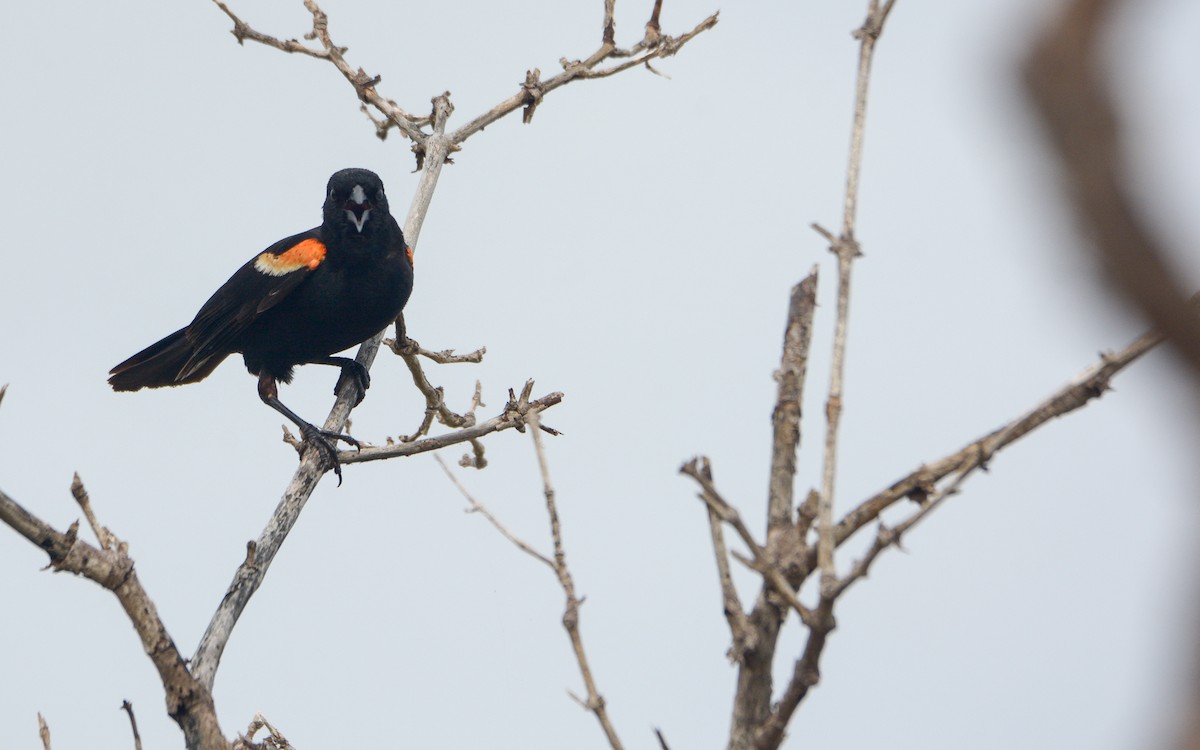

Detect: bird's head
[324, 168, 390, 239]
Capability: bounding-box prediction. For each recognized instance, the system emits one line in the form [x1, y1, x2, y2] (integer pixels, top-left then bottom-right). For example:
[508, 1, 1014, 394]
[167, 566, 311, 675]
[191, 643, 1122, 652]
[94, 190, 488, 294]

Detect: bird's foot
[334, 361, 371, 406]
[299, 424, 362, 486]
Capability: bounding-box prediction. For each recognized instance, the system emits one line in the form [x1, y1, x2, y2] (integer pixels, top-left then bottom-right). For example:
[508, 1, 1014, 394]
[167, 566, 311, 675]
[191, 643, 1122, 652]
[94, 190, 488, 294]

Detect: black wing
[177, 228, 327, 380]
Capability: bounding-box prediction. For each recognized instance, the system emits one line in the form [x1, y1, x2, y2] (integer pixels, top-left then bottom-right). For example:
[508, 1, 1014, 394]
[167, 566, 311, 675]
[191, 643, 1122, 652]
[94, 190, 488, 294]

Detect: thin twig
[211, 0, 426, 143]
[37, 713, 50, 750]
[450, 9, 718, 142]
[527, 409, 624, 750]
[121, 701, 143, 750]
[680, 458, 817, 628]
[823, 329, 1162, 569]
[435, 454, 554, 569]
[815, 0, 893, 597]
[385, 335, 485, 440]
[706, 504, 755, 659]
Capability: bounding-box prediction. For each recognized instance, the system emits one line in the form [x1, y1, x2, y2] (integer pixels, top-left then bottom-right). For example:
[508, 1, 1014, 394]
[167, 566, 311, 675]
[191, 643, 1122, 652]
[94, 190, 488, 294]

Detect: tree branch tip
[810, 222, 836, 242]
[655, 727, 671, 750]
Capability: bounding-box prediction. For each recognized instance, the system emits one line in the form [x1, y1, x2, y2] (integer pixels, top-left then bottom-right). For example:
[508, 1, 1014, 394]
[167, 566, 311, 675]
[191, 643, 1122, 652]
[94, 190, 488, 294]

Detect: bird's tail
[108, 327, 227, 391]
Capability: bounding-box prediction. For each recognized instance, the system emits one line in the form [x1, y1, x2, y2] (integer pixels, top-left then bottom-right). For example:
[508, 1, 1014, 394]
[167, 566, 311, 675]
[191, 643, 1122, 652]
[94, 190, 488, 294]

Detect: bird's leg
[257, 371, 359, 485]
[309, 356, 370, 406]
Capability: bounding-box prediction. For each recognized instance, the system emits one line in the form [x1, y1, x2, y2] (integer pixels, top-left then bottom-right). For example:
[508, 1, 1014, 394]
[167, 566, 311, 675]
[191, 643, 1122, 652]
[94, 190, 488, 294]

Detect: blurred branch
[1023, 0, 1200, 377]
[0, 481, 226, 750]
[1023, 3, 1200, 748]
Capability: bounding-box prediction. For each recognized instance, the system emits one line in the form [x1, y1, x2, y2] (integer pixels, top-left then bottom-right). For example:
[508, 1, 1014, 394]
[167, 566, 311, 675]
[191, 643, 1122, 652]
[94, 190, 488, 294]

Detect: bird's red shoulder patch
[255, 238, 327, 276]
[406, 245, 414, 267]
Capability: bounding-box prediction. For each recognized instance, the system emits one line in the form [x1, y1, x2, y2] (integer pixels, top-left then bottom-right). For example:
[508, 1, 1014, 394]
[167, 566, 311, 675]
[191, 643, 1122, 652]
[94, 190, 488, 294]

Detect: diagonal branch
[823, 329, 1162, 568]
[191, 94, 457, 692]
[198, 0, 713, 697]
[448, 8, 718, 143]
[441, 411, 621, 750]
[680, 459, 816, 629]
[211, 0, 427, 143]
[1022, 0, 1200, 377]
[0, 482, 226, 750]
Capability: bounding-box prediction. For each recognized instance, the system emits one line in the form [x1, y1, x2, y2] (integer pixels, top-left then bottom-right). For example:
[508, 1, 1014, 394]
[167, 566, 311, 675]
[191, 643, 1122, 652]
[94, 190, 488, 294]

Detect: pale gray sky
[3, 1, 1200, 748]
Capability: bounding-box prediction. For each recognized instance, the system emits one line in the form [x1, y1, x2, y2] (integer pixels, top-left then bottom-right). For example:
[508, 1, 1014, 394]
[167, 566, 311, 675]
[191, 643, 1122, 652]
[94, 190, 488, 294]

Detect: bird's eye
[376, 189, 385, 202]
[329, 188, 336, 199]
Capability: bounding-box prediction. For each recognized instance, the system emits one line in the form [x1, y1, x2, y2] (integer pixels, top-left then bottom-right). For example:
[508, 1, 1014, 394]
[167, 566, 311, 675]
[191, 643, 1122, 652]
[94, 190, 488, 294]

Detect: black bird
[109, 168, 414, 482]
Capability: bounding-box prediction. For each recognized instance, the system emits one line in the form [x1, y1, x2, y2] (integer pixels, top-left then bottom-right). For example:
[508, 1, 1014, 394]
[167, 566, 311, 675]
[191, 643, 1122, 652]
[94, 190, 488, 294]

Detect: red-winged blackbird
[109, 168, 414, 482]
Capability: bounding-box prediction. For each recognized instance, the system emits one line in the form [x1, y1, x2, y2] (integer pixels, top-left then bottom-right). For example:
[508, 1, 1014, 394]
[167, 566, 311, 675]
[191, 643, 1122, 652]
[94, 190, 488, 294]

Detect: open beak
[343, 184, 372, 232]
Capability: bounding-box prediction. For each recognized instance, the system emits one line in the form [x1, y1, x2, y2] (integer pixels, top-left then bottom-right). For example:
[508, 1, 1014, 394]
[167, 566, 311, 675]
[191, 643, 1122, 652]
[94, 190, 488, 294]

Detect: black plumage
[109, 168, 414, 481]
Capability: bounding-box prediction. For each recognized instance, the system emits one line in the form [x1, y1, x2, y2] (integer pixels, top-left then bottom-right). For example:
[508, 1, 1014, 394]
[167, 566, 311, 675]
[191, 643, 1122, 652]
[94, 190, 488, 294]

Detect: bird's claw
[299, 424, 360, 486]
[334, 362, 371, 406]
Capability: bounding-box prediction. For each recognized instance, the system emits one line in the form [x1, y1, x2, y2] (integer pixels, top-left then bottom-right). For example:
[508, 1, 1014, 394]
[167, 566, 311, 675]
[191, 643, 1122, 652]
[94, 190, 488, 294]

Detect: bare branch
[191, 386, 562, 688]
[1023, 0, 1200, 377]
[435, 454, 554, 569]
[527, 408, 624, 750]
[384, 333, 486, 440]
[70, 472, 113, 551]
[341, 389, 562, 465]
[706, 504, 755, 659]
[815, 0, 896, 597]
[37, 713, 50, 750]
[234, 713, 292, 750]
[449, 10, 718, 142]
[0, 484, 226, 750]
[211, 0, 426, 143]
[766, 269, 819, 555]
[825, 329, 1162, 566]
[121, 701, 144, 750]
[680, 458, 816, 629]
[754, 599, 836, 750]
